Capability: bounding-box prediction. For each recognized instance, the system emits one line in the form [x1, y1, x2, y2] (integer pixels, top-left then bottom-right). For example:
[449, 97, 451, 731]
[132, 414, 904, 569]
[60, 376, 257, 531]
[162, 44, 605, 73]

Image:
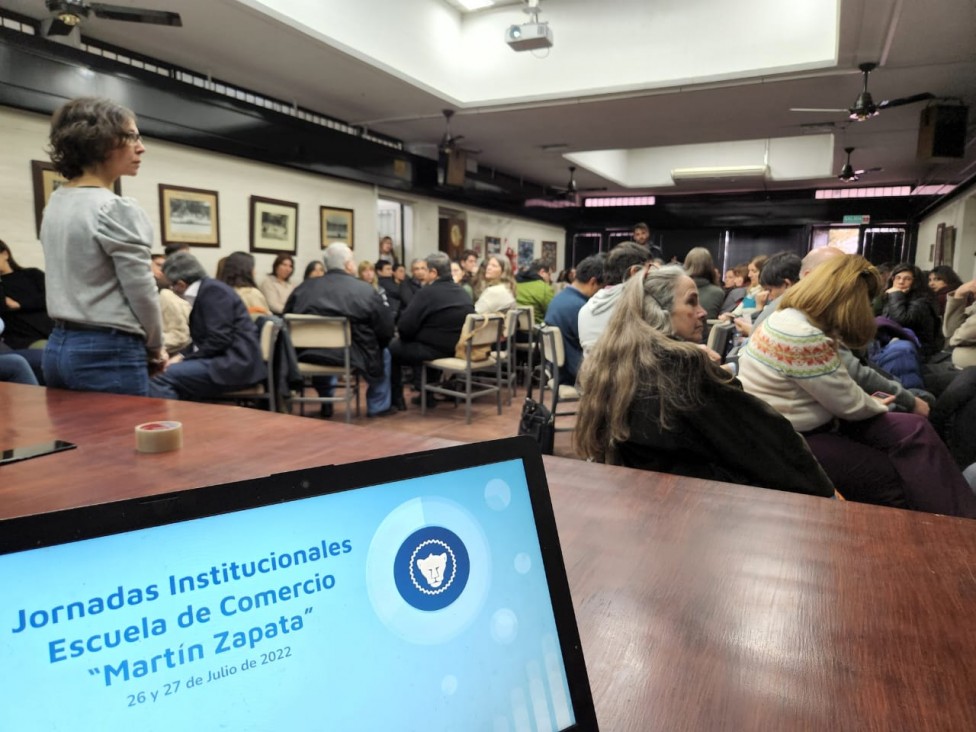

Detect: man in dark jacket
[375, 259, 402, 320]
[390, 251, 474, 409]
[150, 252, 265, 400]
[284, 243, 396, 417]
[399, 258, 427, 309]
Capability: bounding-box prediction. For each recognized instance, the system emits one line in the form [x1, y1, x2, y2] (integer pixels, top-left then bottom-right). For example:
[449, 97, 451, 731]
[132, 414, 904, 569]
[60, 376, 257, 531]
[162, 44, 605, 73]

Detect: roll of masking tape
[135, 421, 183, 454]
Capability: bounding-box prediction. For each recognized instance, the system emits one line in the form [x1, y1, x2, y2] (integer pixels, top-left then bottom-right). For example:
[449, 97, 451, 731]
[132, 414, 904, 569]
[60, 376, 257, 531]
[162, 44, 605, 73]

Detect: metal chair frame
[209, 318, 280, 412]
[284, 314, 361, 423]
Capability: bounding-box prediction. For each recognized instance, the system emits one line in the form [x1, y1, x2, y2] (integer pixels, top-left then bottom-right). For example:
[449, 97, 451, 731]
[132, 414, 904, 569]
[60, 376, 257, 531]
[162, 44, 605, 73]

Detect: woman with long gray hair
[574, 265, 834, 498]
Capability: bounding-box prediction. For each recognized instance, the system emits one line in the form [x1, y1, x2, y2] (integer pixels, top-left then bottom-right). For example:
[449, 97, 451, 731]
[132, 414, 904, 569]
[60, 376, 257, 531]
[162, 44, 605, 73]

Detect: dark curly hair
[47, 97, 135, 180]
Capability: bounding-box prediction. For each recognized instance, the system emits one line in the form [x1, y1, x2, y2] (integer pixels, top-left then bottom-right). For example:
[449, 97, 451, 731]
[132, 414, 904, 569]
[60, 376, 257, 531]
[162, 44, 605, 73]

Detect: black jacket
[617, 377, 834, 498]
[0, 268, 53, 349]
[399, 277, 423, 309]
[284, 270, 394, 378]
[377, 275, 402, 319]
[397, 276, 474, 355]
[882, 291, 943, 358]
[184, 278, 266, 387]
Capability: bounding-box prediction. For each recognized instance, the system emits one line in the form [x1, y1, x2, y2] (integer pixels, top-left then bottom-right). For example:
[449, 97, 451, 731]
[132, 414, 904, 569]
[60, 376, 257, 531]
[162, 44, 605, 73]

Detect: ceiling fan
[792, 62, 934, 121]
[437, 109, 481, 156]
[837, 147, 882, 182]
[546, 166, 606, 205]
[43, 0, 181, 37]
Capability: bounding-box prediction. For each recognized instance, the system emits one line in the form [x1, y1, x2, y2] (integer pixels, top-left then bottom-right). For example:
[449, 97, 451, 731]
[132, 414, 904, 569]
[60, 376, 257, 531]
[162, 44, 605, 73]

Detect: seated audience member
[303, 260, 325, 280]
[0, 318, 38, 385]
[219, 251, 271, 317]
[721, 255, 767, 318]
[928, 265, 963, 317]
[881, 263, 943, 359]
[544, 254, 605, 385]
[389, 252, 475, 409]
[460, 249, 479, 290]
[393, 263, 407, 285]
[399, 258, 428, 309]
[259, 254, 295, 315]
[451, 260, 474, 300]
[377, 235, 400, 269]
[723, 268, 737, 291]
[473, 255, 517, 314]
[358, 260, 377, 288]
[151, 254, 191, 356]
[944, 276, 976, 368]
[738, 254, 975, 517]
[682, 247, 725, 320]
[574, 265, 834, 498]
[284, 244, 396, 418]
[719, 264, 749, 312]
[0, 240, 53, 350]
[515, 259, 554, 324]
[733, 251, 802, 337]
[578, 242, 654, 353]
[375, 259, 402, 316]
[150, 252, 266, 401]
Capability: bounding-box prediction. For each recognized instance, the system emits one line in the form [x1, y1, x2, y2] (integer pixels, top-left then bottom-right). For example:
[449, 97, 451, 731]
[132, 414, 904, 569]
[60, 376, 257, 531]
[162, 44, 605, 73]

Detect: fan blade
[791, 107, 849, 113]
[90, 3, 182, 26]
[878, 93, 935, 110]
[46, 16, 77, 35]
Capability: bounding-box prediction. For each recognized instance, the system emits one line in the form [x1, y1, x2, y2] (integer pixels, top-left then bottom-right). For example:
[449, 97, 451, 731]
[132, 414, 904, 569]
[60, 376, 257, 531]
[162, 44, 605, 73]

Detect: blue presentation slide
[0, 459, 577, 731]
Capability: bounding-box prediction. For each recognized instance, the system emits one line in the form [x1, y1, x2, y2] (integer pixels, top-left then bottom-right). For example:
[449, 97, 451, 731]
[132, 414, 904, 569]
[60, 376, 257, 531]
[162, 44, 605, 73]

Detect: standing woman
[41, 97, 164, 395]
[259, 253, 295, 314]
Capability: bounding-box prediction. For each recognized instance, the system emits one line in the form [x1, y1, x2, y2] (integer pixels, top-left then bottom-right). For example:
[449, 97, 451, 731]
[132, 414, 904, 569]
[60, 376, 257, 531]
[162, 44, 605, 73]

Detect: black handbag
[518, 397, 554, 455]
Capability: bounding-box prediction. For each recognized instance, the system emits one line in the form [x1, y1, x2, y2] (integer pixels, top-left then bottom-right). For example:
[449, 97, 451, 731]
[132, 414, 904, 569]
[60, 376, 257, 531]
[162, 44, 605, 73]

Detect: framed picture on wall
[320, 206, 354, 248]
[249, 196, 298, 254]
[472, 238, 484, 257]
[518, 238, 535, 270]
[31, 160, 120, 236]
[158, 184, 220, 247]
[485, 236, 501, 255]
[541, 240, 557, 269]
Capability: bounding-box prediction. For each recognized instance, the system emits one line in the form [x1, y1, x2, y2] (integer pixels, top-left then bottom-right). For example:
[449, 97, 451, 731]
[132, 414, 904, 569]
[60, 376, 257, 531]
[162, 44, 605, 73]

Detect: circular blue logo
[394, 526, 469, 611]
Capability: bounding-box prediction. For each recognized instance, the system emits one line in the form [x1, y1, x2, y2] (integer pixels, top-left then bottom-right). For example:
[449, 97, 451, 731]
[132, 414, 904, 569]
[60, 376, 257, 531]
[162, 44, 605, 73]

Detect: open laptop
[0, 436, 598, 731]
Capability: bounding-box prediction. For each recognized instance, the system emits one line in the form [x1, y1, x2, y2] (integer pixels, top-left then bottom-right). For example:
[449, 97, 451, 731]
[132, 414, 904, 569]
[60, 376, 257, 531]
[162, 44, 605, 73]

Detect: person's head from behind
[219, 251, 257, 288]
[425, 252, 451, 282]
[270, 254, 294, 282]
[758, 252, 802, 301]
[929, 265, 963, 292]
[888, 263, 927, 296]
[410, 258, 428, 282]
[573, 254, 606, 298]
[632, 222, 650, 245]
[800, 246, 844, 279]
[779, 254, 881, 348]
[324, 242, 355, 275]
[526, 258, 552, 284]
[375, 260, 393, 279]
[48, 97, 145, 180]
[303, 260, 325, 280]
[163, 252, 208, 298]
[604, 241, 654, 286]
[683, 247, 718, 285]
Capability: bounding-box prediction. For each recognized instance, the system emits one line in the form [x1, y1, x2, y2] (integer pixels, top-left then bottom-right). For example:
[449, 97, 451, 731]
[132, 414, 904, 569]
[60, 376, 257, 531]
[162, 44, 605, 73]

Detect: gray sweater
[41, 187, 162, 350]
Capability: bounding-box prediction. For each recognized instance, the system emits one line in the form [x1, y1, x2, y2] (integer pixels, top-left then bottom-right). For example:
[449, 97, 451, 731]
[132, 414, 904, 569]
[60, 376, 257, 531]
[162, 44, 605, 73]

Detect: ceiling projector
[505, 22, 553, 51]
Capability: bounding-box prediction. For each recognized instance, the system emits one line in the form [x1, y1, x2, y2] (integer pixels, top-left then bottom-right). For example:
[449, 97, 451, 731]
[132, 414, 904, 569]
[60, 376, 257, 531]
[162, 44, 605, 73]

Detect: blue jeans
[43, 327, 149, 396]
[313, 349, 391, 415]
[0, 354, 39, 385]
[149, 358, 229, 401]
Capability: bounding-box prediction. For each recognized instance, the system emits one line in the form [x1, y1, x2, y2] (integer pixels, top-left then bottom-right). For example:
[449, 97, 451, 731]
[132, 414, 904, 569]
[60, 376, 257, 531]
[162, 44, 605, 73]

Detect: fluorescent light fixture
[670, 165, 769, 183]
[457, 0, 494, 10]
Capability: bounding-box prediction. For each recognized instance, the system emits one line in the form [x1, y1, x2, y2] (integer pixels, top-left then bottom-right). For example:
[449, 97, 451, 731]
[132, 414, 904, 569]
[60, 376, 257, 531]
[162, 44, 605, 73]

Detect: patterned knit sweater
[738, 308, 886, 432]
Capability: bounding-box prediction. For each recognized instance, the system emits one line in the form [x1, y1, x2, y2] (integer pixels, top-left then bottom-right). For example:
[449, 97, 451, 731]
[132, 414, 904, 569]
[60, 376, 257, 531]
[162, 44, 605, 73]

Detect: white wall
[916, 190, 976, 280]
[0, 105, 564, 274]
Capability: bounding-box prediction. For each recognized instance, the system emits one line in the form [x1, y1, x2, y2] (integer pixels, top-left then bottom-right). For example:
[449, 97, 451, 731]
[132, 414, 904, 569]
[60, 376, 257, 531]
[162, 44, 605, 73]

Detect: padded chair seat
[296, 361, 349, 376]
[427, 355, 497, 371]
[546, 379, 580, 400]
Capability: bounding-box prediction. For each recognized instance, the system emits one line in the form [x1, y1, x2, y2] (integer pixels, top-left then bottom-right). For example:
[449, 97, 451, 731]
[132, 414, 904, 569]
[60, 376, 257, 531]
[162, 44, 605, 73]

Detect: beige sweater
[943, 294, 976, 368]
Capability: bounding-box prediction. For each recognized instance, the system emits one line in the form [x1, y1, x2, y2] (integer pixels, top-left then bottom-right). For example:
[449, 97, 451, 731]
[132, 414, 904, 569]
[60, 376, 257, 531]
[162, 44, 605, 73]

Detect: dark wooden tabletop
[3, 383, 976, 731]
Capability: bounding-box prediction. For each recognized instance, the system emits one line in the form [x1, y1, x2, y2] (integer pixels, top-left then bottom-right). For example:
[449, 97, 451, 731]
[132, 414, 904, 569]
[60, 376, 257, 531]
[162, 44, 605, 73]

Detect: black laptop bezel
[0, 435, 598, 731]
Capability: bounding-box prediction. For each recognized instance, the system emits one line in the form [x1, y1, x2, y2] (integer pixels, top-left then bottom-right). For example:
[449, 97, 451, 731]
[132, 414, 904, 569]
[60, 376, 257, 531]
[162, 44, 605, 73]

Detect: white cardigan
[738, 308, 886, 432]
[474, 283, 516, 314]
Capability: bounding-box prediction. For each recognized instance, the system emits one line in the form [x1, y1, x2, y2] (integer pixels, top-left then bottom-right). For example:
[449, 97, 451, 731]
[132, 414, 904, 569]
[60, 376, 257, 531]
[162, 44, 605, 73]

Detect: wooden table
[3, 383, 976, 730]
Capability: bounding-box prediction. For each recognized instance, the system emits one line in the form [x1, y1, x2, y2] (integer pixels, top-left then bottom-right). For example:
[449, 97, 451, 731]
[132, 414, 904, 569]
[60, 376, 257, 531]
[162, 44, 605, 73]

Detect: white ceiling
[6, 0, 976, 197]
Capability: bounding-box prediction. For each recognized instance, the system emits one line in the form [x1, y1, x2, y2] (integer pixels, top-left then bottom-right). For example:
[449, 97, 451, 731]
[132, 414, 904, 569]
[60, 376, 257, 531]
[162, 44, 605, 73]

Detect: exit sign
[843, 214, 871, 224]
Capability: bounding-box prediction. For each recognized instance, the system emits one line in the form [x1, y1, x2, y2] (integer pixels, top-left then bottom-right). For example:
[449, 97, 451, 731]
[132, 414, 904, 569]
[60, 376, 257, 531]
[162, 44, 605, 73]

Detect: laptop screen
[0, 437, 597, 731]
